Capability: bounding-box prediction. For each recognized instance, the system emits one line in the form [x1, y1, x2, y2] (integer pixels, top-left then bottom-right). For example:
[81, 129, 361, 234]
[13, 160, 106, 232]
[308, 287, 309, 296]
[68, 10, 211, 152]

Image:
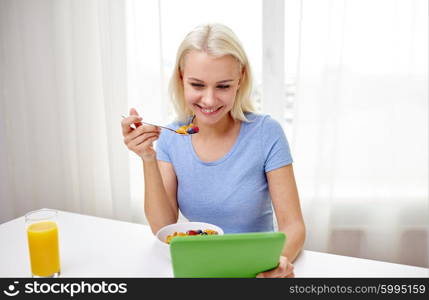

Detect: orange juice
[27, 221, 61, 277]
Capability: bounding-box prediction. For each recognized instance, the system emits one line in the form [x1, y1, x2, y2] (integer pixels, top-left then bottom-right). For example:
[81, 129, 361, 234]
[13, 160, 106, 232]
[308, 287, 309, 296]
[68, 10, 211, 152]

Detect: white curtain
[0, 0, 133, 223]
[125, 0, 167, 223]
[292, 0, 428, 267]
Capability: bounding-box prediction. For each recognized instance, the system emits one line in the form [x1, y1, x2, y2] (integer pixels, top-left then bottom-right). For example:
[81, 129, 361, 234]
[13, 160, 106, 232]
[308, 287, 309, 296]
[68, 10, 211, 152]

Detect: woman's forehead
[182, 50, 240, 80]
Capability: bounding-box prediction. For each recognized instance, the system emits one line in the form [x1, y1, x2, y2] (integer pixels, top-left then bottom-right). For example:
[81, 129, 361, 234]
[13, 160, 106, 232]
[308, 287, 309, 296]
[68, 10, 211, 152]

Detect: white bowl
[154, 221, 224, 260]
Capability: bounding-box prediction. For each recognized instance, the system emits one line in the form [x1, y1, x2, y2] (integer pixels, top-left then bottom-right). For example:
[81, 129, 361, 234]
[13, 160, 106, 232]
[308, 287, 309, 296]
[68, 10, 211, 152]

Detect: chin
[196, 114, 223, 125]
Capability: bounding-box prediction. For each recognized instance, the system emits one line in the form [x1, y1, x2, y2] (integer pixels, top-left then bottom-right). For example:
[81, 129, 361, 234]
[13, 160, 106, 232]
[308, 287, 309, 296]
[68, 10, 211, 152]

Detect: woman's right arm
[121, 110, 178, 234]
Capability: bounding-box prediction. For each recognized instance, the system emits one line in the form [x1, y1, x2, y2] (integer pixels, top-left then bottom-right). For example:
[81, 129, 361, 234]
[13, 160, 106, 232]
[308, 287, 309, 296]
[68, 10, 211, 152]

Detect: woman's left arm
[257, 164, 306, 278]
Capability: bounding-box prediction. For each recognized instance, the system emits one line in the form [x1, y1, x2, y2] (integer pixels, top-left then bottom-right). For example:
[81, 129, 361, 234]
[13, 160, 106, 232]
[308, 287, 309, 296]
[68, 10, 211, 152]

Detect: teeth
[201, 108, 216, 113]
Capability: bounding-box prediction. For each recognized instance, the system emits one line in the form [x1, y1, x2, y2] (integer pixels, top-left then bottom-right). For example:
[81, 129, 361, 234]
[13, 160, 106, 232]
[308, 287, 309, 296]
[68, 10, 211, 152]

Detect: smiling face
[181, 50, 241, 126]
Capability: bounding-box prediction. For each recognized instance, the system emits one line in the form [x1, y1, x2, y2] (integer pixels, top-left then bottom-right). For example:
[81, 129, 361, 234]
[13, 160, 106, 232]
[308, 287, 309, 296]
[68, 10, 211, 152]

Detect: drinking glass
[25, 209, 61, 278]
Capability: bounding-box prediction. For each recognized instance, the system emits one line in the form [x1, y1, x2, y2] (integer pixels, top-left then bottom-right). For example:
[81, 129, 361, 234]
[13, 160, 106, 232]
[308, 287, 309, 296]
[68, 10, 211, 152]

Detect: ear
[179, 67, 183, 80]
[238, 66, 245, 89]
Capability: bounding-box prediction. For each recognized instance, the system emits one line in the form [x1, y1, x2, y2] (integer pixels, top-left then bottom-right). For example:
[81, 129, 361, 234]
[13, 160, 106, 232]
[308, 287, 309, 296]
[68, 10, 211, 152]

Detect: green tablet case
[169, 232, 286, 278]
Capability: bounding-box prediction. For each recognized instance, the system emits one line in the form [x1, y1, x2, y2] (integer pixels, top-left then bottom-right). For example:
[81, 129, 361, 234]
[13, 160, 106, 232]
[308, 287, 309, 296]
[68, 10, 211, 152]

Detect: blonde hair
[169, 23, 256, 123]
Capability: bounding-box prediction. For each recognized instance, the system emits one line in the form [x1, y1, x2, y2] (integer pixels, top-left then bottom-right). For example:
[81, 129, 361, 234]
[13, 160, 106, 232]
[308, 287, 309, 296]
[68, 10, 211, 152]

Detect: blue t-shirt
[155, 113, 293, 233]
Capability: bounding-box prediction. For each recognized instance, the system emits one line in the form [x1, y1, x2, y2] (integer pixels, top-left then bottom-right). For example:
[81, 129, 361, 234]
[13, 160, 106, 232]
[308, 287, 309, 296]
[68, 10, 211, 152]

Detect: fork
[121, 115, 194, 135]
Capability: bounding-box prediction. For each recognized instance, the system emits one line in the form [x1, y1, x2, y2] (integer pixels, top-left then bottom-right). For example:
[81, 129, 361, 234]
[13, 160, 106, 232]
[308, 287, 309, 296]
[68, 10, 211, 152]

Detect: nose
[200, 88, 217, 107]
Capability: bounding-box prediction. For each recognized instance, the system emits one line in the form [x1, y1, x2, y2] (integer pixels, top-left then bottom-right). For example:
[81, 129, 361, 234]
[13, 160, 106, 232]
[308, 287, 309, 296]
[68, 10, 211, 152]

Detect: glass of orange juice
[25, 209, 61, 278]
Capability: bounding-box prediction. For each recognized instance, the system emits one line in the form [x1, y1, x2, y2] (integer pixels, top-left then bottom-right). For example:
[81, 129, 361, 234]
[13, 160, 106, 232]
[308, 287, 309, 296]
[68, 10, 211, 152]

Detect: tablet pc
[169, 232, 286, 278]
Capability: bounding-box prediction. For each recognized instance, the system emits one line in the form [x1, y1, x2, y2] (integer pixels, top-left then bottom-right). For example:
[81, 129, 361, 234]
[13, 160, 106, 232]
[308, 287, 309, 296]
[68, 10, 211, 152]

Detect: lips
[195, 105, 223, 115]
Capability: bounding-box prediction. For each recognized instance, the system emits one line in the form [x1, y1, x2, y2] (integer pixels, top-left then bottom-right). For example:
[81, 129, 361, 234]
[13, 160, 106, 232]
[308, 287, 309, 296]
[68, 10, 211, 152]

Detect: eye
[190, 83, 204, 88]
[217, 85, 230, 89]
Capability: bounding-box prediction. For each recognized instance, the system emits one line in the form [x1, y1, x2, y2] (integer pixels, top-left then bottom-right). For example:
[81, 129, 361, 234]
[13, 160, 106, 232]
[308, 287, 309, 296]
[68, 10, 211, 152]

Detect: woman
[121, 23, 305, 278]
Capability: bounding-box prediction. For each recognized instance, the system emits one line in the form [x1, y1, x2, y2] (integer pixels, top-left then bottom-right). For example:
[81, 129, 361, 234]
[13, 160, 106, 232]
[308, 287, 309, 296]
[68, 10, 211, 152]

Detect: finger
[257, 257, 292, 278]
[124, 127, 158, 146]
[122, 115, 143, 135]
[129, 107, 142, 127]
[257, 268, 285, 278]
[128, 132, 159, 148]
[129, 133, 159, 149]
[135, 135, 160, 149]
[285, 262, 295, 277]
[126, 125, 160, 142]
[257, 266, 283, 278]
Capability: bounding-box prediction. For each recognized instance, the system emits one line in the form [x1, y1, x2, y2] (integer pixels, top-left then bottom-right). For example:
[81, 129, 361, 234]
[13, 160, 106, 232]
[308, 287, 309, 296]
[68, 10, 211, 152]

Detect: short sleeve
[155, 128, 172, 163]
[261, 116, 293, 172]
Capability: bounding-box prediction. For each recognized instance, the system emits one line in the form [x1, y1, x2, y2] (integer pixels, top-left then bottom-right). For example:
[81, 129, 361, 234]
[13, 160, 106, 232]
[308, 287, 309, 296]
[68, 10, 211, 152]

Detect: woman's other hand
[256, 256, 295, 278]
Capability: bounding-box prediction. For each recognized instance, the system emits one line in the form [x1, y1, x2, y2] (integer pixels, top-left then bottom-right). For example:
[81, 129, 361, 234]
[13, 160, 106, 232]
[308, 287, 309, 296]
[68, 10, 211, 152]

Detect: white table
[0, 210, 427, 277]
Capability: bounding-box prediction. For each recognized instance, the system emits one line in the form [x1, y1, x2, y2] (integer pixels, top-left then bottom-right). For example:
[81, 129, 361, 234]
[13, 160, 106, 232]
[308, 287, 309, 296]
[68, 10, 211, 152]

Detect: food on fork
[176, 123, 199, 135]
